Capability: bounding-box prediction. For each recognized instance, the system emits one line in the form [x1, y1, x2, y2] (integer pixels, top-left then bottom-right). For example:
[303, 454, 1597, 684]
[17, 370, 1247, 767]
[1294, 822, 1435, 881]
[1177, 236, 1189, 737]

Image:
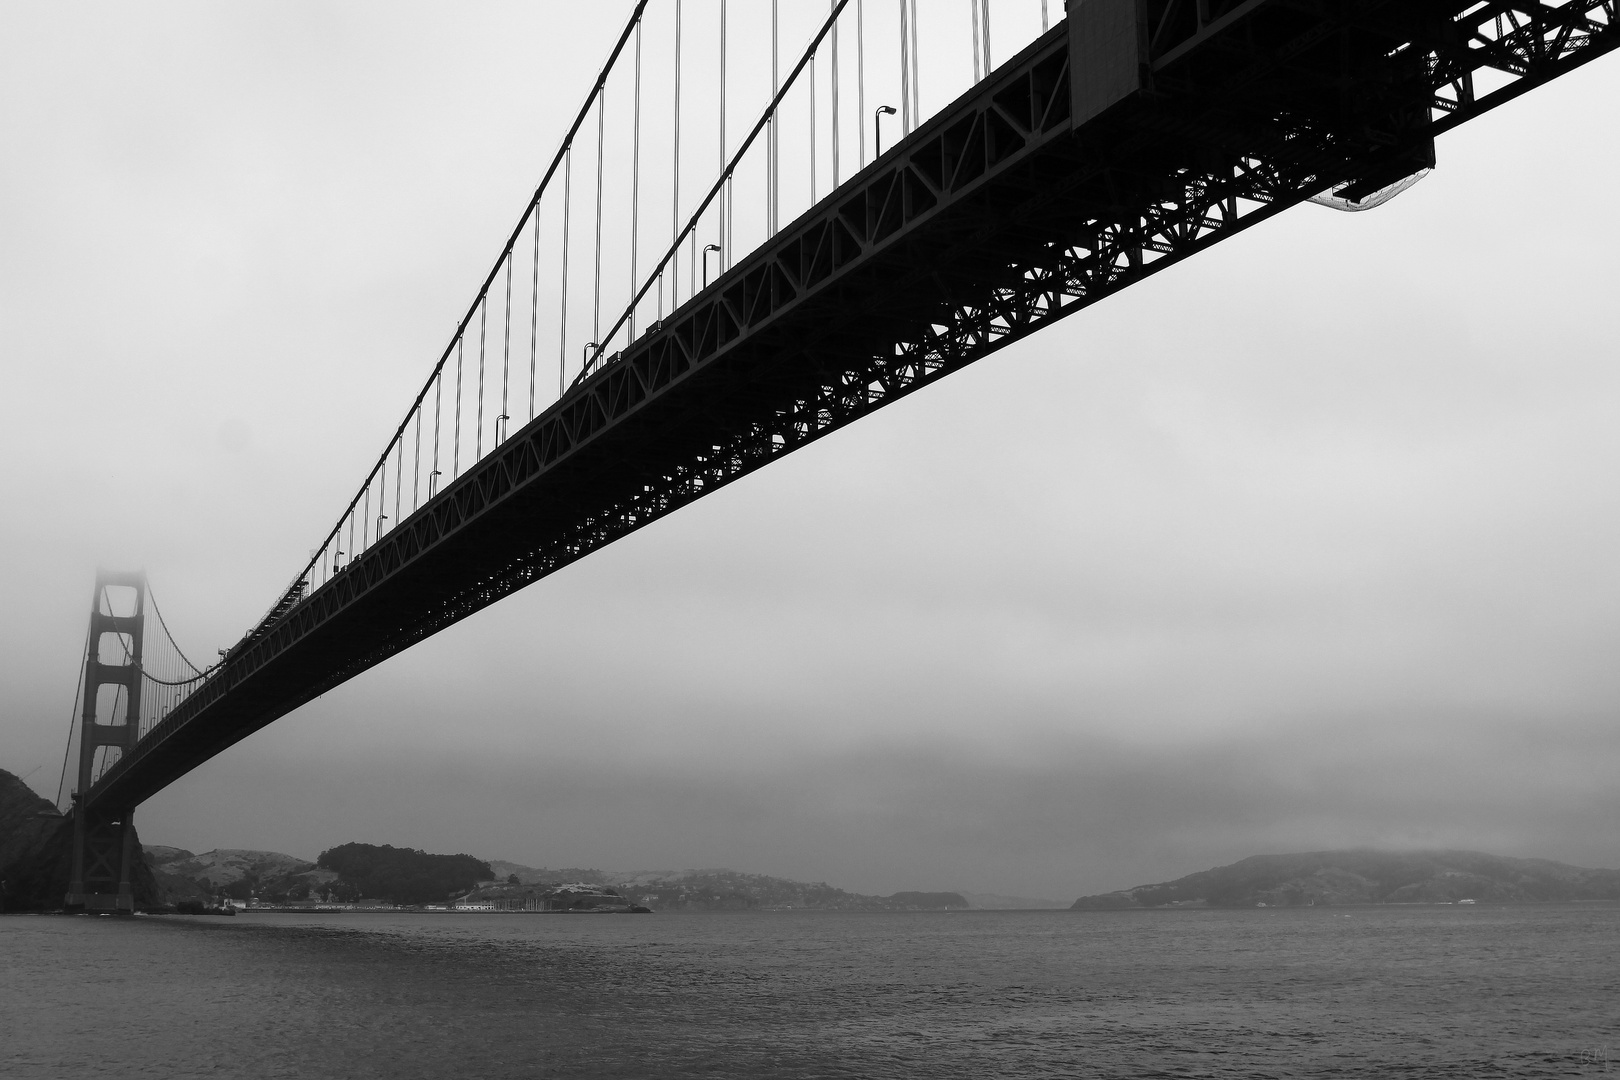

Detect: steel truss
[90, 0, 1619, 810]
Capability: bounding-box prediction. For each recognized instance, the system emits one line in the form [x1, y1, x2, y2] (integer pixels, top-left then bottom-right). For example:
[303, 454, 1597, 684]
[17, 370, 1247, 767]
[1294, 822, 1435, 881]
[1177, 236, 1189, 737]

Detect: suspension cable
[673, 0, 683, 305]
[630, 18, 643, 339]
[55, 620, 91, 809]
[278, 1, 647, 614]
[771, 0, 779, 236]
[973, 0, 982, 82]
[432, 364, 443, 497]
[147, 583, 206, 675]
[393, 437, 402, 525]
[831, 0, 840, 189]
[720, 0, 730, 270]
[858, 0, 866, 166]
[529, 211, 539, 420]
[500, 257, 512, 442]
[810, 20, 817, 206]
[899, 0, 912, 134]
[593, 91, 605, 347]
[476, 300, 487, 459]
[972, 0, 984, 73]
[453, 336, 464, 478]
[913, 0, 926, 125]
[585, 0, 851, 378]
[560, 146, 571, 397]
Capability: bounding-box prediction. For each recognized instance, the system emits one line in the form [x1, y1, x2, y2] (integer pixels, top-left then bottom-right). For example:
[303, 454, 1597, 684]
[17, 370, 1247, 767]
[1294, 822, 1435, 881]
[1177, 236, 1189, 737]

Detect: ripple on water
[1, 905, 1615, 1079]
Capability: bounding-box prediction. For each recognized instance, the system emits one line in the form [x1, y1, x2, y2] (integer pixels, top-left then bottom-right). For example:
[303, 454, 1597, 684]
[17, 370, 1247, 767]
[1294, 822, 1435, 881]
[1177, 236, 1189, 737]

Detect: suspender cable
[810, 31, 817, 205]
[282, 3, 646, 608]
[831, 1, 840, 189]
[393, 439, 402, 528]
[909, 0, 920, 127]
[720, 0, 730, 271]
[592, 90, 605, 348]
[584, 1, 851, 378]
[673, 0, 683, 306]
[857, 0, 866, 167]
[500, 259, 512, 442]
[899, 0, 911, 135]
[560, 147, 571, 397]
[972, 0, 982, 82]
[770, 0, 779, 236]
[972, 0, 984, 72]
[412, 405, 421, 511]
[476, 300, 487, 459]
[528, 210, 539, 420]
[431, 370, 442, 498]
[453, 336, 463, 477]
[1042, 0, 1049, 32]
[630, 19, 643, 339]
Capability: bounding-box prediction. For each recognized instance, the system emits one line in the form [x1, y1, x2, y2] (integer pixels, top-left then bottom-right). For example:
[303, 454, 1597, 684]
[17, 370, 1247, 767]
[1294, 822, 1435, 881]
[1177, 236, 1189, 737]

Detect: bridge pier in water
[65, 572, 144, 914]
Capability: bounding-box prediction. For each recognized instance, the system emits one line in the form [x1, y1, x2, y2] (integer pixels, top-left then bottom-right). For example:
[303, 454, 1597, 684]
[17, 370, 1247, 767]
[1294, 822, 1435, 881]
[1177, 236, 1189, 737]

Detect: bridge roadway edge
[87, 1, 1620, 811]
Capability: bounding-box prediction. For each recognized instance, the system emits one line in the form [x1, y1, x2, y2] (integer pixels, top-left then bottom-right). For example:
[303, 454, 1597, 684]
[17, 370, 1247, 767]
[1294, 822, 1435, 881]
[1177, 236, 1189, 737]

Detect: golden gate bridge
[55, 0, 1620, 910]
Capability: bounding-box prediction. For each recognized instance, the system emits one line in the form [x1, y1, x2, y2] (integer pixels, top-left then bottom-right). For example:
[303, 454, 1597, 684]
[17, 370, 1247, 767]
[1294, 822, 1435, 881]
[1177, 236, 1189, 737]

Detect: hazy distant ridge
[1071, 850, 1620, 909]
[485, 863, 969, 911]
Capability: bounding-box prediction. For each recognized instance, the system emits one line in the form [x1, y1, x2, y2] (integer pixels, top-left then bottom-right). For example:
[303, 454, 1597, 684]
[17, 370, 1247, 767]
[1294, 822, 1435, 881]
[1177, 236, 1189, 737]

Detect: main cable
[585, 1, 851, 377]
[282, 2, 647, 612]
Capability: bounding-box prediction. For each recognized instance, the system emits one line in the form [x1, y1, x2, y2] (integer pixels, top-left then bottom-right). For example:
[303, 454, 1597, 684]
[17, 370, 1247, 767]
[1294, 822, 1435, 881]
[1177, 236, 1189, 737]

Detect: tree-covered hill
[318, 842, 493, 905]
[1071, 850, 1620, 909]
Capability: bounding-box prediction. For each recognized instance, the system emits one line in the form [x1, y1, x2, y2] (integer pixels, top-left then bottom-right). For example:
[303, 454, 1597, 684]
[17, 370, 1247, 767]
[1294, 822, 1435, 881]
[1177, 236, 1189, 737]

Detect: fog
[3, 3, 1618, 901]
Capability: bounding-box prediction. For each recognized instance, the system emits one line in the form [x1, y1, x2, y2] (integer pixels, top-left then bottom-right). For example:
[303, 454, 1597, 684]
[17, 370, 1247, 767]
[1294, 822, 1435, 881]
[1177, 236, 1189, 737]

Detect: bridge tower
[66, 571, 145, 913]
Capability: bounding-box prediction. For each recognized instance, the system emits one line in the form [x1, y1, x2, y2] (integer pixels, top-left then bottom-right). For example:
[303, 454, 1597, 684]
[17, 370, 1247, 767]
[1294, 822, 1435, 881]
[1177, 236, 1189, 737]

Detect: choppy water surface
[3, 905, 1616, 1078]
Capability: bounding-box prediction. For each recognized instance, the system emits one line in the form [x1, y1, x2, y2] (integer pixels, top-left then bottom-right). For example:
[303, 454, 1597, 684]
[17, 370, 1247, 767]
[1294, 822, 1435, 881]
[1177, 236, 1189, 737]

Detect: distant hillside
[154, 848, 316, 888]
[481, 864, 969, 911]
[958, 892, 1068, 910]
[1072, 850, 1620, 910]
[145, 846, 329, 903]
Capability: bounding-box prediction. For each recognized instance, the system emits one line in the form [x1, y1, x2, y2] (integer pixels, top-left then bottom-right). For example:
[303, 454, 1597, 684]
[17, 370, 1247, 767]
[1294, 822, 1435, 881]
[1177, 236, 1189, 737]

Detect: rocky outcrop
[0, 769, 69, 911]
[0, 767, 167, 911]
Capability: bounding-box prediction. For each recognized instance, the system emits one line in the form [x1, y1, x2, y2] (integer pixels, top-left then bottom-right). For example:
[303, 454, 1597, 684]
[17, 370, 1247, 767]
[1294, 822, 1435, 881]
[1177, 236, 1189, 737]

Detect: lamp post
[703, 243, 722, 288]
[875, 105, 897, 157]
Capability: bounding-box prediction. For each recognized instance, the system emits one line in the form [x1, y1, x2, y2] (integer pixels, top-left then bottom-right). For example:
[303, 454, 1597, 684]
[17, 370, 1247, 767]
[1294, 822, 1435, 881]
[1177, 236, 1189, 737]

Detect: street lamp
[703, 243, 722, 288]
[875, 105, 898, 157]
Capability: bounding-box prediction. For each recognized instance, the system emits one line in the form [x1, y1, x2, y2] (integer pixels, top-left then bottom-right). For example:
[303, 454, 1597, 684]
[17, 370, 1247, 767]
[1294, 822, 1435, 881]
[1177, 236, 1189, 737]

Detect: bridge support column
[65, 572, 144, 914]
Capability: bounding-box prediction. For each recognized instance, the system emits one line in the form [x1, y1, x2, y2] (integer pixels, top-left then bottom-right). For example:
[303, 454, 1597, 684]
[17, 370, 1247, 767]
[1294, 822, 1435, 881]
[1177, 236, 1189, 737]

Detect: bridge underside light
[1310, 168, 1433, 213]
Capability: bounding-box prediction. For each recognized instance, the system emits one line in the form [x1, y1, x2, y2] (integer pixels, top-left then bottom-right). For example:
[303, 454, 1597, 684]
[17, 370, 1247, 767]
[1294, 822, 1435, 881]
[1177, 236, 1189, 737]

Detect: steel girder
[88, 0, 1619, 810]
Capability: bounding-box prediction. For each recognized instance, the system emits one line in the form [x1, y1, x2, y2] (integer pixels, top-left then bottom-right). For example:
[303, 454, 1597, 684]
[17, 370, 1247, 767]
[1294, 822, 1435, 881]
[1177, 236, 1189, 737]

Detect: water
[3, 905, 1616, 1078]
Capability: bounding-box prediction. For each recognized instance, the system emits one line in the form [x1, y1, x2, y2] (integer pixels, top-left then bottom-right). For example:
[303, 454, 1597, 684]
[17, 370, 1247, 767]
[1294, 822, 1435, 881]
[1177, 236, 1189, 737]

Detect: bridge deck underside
[90, 0, 1619, 809]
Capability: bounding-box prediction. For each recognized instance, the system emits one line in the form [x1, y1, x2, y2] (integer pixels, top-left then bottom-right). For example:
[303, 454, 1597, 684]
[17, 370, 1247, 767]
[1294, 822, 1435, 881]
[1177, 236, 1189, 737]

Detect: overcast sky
[2, 3, 1618, 902]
